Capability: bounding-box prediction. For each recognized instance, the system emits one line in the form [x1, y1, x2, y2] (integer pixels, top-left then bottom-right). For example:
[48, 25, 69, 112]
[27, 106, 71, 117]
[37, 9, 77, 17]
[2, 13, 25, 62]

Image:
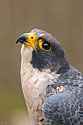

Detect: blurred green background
[0, 0, 83, 125]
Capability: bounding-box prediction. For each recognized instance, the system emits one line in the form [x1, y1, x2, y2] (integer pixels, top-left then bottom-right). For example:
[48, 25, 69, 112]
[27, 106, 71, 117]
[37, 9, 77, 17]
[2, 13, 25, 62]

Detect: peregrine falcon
[16, 29, 83, 125]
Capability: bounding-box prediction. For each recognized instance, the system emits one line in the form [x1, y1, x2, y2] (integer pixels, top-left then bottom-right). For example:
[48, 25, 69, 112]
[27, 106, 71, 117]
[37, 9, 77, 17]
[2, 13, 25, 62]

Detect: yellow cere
[26, 33, 37, 53]
[28, 33, 37, 42]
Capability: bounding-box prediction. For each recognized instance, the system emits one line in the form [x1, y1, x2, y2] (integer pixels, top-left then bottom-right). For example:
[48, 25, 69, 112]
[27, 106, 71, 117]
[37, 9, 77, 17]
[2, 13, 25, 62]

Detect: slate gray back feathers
[43, 66, 83, 125]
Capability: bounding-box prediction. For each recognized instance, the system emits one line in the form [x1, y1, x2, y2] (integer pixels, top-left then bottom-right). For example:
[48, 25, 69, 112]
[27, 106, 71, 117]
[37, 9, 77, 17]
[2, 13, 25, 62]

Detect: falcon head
[16, 29, 69, 73]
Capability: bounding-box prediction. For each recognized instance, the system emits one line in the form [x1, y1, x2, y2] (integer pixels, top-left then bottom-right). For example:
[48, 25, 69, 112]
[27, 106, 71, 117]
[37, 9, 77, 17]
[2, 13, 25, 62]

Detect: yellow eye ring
[39, 39, 52, 51]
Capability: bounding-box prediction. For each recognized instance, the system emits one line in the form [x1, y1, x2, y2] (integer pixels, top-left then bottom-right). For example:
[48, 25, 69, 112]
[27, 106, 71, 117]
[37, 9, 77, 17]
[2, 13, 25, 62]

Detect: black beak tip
[16, 34, 27, 44]
[16, 39, 19, 44]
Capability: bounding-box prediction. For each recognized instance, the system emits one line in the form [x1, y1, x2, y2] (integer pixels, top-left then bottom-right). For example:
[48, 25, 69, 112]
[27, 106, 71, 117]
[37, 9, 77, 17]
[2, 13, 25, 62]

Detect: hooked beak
[16, 33, 37, 52]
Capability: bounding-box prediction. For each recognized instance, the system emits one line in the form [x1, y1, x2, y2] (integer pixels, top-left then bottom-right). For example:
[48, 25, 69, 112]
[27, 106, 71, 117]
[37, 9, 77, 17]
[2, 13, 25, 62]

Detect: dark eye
[38, 39, 52, 51]
[42, 42, 51, 50]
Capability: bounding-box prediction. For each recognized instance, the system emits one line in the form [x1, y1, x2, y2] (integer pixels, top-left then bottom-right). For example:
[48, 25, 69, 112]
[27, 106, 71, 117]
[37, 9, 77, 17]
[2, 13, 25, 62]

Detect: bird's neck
[20, 45, 61, 124]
